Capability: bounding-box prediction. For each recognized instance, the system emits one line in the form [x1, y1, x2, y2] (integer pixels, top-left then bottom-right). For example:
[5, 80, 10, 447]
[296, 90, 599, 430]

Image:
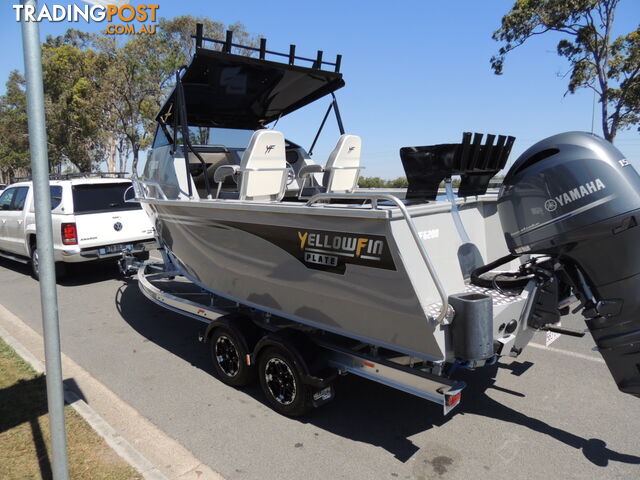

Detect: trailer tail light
[446, 391, 461, 407]
[61, 223, 78, 245]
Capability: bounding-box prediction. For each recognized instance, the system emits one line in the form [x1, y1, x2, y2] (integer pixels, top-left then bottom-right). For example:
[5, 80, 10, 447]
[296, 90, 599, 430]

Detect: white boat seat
[214, 129, 288, 201]
[187, 149, 239, 197]
[298, 134, 363, 198]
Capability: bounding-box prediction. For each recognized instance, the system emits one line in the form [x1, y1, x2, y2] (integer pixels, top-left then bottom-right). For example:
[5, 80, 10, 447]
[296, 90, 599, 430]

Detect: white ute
[0, 175, 156, 279]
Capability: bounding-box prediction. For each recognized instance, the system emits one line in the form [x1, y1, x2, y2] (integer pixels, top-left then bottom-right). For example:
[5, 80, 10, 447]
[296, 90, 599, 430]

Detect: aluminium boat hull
[141, 196, 524, 362]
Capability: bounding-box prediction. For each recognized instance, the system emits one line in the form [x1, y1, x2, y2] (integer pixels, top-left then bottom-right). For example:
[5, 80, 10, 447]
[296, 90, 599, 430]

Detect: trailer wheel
[258, 347, 312, 417]
[210, 326, 255, 387]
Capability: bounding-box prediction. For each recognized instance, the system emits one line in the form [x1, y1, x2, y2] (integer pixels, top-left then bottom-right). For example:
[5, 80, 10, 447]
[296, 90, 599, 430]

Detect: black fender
[253, 332, 336, 388]
[201, 313, 261, 363]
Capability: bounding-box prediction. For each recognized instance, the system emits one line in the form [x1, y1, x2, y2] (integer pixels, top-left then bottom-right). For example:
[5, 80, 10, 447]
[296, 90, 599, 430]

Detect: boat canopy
[157, 48, 345, 130]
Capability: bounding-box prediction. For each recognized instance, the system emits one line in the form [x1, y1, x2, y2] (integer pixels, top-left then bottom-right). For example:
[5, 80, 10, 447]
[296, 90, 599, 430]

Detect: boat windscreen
[157, 48, 344, 130]
[176, 127, 254, 148]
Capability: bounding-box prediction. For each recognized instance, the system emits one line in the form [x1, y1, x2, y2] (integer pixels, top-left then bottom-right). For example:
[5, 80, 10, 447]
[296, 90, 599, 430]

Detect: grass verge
[0, 337, 143, 480]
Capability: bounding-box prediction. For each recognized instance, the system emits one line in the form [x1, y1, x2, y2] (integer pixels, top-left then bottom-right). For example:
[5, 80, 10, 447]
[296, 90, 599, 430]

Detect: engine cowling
[498, 131, 640, 398]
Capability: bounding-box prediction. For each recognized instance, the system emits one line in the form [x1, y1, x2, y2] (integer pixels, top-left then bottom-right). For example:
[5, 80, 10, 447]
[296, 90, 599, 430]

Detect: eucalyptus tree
[492, 0, 639, 141]
[0, 71, 29, 182]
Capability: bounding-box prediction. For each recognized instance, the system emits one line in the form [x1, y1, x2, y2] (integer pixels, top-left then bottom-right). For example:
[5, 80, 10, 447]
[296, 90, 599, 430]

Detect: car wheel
[30, 247, 39, 280]
[30, 247, 66, 280]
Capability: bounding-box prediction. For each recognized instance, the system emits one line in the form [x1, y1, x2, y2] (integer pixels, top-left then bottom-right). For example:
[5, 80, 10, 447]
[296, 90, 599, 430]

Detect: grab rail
[134, 179, 169, 200]
[306, 192, 450, 324]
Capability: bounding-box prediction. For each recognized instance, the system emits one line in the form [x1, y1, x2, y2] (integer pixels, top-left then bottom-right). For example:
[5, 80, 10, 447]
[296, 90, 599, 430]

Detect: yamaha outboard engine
[498, 131, 640, 398]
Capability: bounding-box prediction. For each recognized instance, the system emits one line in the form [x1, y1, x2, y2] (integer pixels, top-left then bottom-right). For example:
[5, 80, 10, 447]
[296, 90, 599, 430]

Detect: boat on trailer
[129, 24, 640, 416]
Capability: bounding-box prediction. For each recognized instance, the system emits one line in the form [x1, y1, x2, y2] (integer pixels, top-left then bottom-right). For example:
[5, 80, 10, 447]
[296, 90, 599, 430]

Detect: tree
[41, 42, 109, 172]
[0, 16, 258, 176]
[358, 176, 409, 188]
[491, 0, 640, 142]
[389, 177, 409, 188]
[97, 16, 258, 169]
[358, 176, 386, 188]
[0, 71, 30, 182]
[97, 34, 172, 169]
[158, 16, 257, 65]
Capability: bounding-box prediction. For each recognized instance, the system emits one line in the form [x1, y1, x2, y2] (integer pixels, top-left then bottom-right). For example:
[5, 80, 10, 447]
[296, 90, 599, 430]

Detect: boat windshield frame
[149, 24, 347, 199]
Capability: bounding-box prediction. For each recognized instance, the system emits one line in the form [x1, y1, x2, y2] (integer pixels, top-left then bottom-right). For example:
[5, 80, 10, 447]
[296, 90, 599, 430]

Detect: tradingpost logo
[12, 1, 159, 35]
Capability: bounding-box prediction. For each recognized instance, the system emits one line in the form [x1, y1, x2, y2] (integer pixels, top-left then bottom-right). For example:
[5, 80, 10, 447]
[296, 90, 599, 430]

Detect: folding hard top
[157, 48, 345, 129]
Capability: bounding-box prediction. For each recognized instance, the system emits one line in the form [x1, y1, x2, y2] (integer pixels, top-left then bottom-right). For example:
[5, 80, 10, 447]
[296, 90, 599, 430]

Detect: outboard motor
[498, 131, 640, 398]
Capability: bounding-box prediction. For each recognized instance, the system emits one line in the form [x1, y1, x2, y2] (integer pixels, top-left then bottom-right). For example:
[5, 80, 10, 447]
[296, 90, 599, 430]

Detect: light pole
[19, 1, 69, 478]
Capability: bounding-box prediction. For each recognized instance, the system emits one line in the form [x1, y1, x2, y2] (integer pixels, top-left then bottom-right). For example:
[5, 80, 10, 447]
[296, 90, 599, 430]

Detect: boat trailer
[123, 255, 467, 416]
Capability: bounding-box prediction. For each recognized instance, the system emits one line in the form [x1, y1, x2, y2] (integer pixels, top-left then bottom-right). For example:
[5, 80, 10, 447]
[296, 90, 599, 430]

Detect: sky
[1, 0, 639, 178]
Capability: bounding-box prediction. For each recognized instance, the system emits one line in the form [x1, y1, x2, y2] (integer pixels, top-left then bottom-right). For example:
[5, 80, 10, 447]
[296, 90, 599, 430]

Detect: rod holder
[259, 38, 266, 60]
[224, 30, 233, 53]
[195, 23, 203, 49]
[289, 44, 296, 65]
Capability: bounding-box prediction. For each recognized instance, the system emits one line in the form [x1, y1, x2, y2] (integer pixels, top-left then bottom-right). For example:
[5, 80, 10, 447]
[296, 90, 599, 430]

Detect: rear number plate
[99, 244, 133, 255]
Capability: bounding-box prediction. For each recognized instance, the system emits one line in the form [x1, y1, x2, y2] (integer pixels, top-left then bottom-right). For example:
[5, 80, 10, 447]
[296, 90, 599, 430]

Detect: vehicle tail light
[61, 222, 78, 245]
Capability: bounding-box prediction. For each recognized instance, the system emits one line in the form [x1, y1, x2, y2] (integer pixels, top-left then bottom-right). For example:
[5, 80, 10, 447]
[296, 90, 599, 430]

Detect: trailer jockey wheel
[258, 347, 312, 417]
[210, 326, 255, 387]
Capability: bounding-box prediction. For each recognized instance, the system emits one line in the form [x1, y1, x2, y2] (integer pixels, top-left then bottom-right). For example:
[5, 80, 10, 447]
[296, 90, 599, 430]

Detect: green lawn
[0, 337, 143, 480]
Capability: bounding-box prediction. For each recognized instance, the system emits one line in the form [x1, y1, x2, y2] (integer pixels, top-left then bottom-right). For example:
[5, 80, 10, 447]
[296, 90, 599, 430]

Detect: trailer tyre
[210, 326, 255, 387]
[258, 347, 312, 417]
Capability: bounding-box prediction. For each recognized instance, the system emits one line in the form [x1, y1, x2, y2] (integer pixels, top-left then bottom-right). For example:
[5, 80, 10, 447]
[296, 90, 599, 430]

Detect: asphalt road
[0, 257, 639, 480]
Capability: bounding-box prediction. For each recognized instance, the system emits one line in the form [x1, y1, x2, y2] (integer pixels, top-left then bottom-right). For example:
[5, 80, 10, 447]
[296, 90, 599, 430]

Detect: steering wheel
[285, 162, 296, 186]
